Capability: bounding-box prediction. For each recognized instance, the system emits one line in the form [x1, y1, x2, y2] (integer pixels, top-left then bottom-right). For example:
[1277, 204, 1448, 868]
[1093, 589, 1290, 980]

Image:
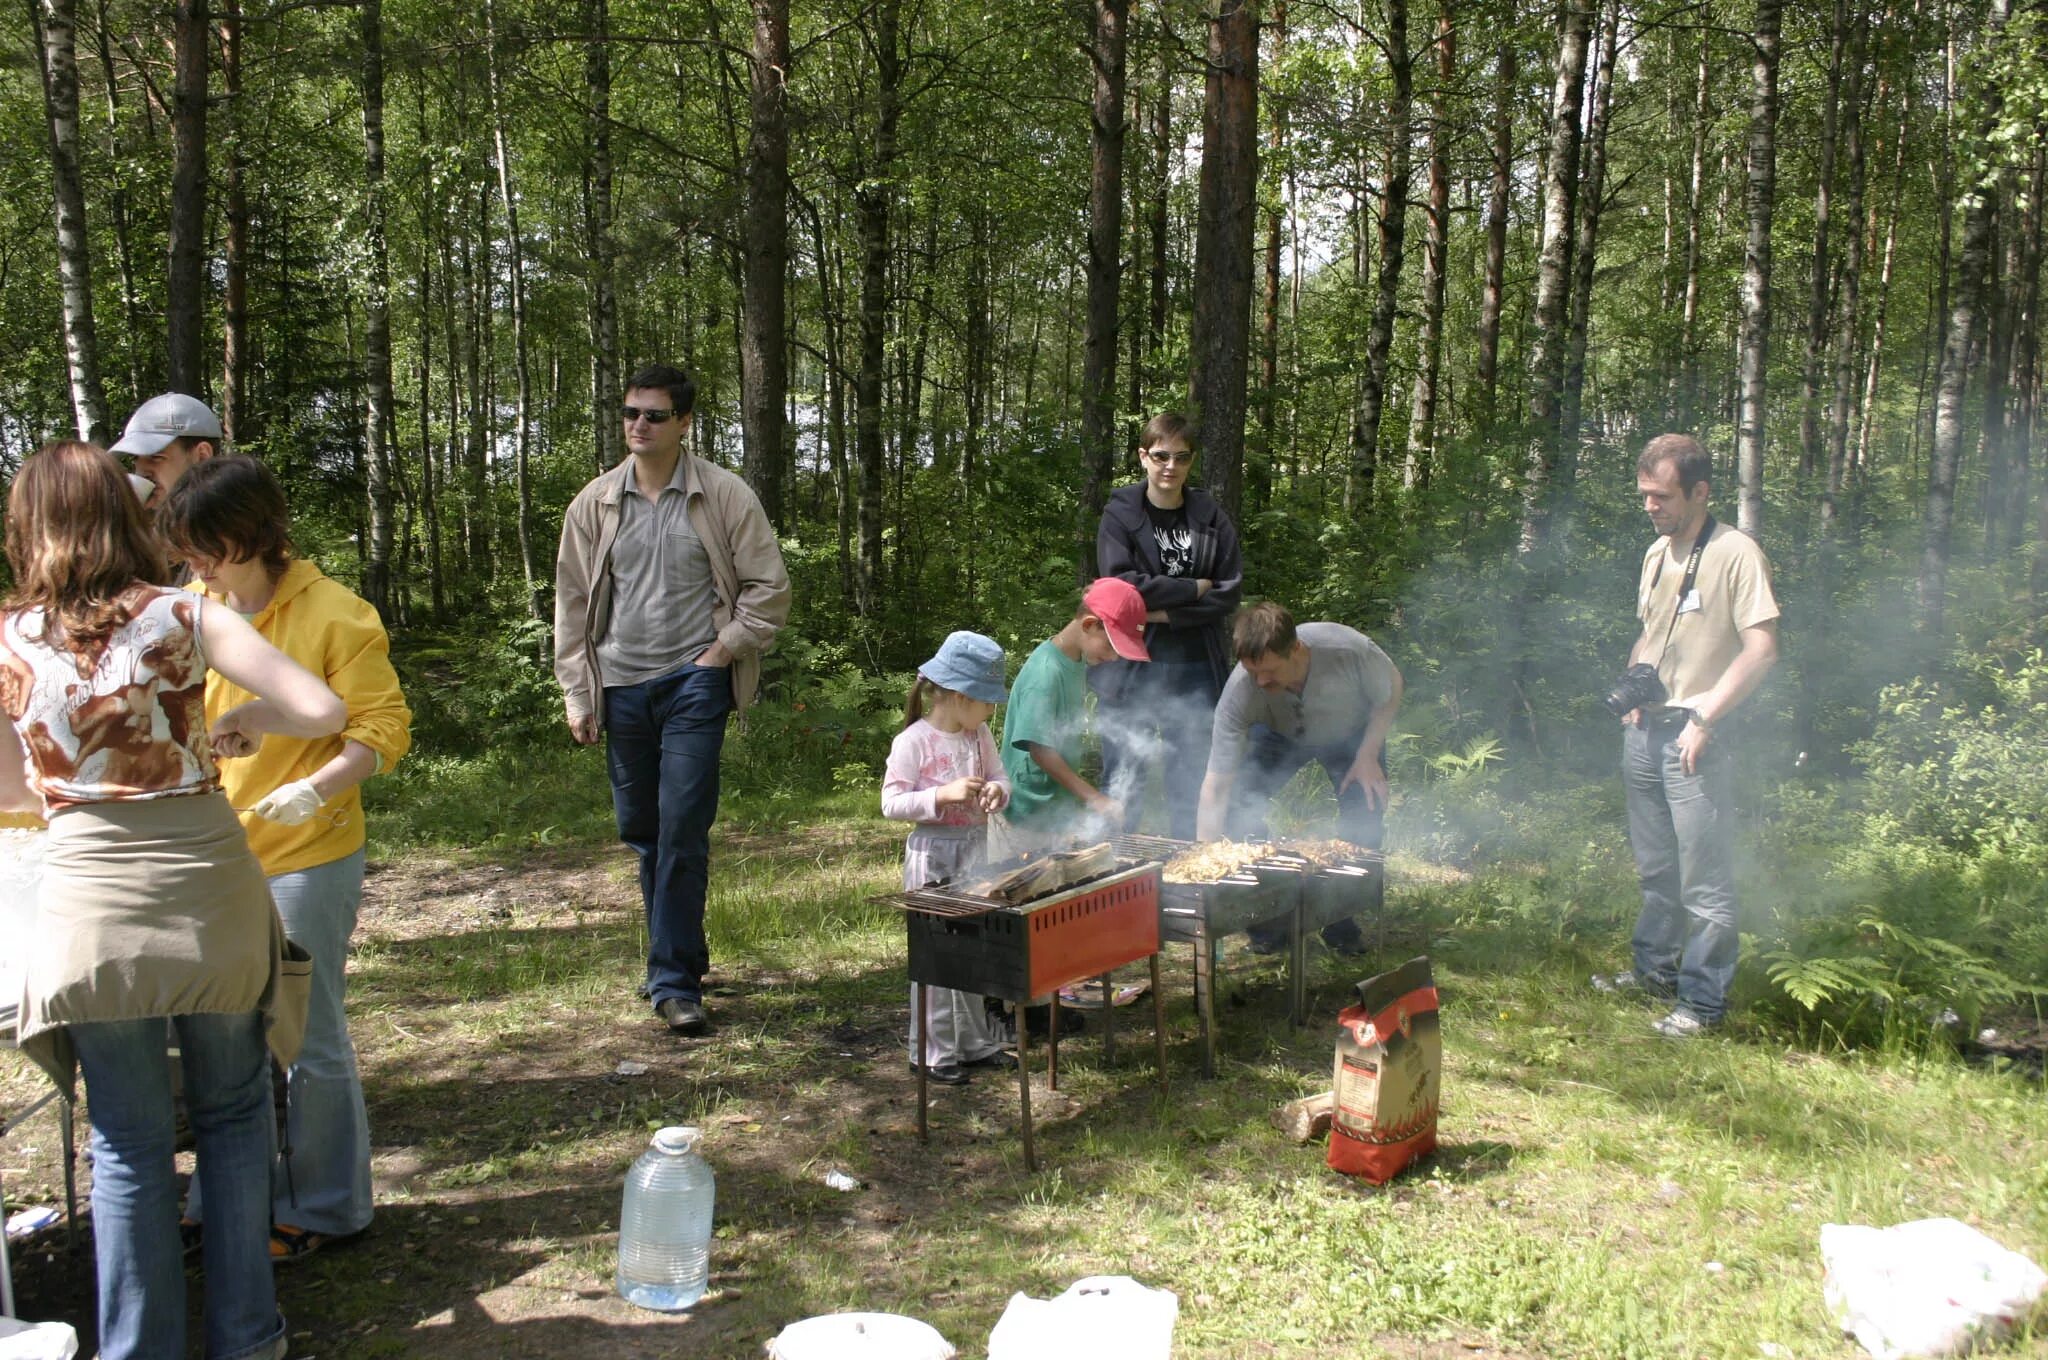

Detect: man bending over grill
[1195, 602, 1402, 956]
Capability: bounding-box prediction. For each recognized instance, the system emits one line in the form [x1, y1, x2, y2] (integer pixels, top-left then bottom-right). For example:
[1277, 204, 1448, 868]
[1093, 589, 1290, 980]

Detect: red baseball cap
[1082, 578, 1150, 662]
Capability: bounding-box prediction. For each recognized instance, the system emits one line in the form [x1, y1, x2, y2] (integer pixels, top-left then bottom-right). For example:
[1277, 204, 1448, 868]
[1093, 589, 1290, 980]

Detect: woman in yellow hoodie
[159, 456, 412, 1261]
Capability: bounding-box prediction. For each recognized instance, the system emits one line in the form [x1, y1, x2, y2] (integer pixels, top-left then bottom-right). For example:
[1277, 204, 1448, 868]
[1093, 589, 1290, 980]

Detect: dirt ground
[0, 840, 1234, 1359]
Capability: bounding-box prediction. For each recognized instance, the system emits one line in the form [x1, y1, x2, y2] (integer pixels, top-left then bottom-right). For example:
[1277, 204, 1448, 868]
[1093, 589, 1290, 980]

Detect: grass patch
[4, 752, 2044, 1359]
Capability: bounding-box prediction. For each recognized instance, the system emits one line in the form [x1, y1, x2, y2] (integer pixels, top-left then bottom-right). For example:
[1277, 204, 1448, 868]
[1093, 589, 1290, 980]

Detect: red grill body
[901, 864, 1161, 1002]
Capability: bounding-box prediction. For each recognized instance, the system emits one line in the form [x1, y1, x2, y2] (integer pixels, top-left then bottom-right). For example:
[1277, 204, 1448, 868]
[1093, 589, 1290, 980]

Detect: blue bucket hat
[918, 631, 1007, 704]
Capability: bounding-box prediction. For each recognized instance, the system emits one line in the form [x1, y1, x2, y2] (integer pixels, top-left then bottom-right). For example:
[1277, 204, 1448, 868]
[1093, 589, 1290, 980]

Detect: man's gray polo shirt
[596, 455, 720, 687]
[1208, 622, 1398, 775]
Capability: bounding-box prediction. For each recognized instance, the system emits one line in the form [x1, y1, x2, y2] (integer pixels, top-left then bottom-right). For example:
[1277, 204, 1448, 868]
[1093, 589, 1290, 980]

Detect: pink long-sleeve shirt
[881, 718, 1012, 827]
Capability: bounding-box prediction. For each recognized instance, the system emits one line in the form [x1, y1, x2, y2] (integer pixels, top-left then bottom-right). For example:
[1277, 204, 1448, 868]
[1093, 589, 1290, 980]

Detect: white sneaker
[1652, 1009, 1707, 1039]
[1591, 970, 1642, 994]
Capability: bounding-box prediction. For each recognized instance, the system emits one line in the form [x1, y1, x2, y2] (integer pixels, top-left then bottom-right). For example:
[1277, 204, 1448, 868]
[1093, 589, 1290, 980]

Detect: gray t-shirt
[1208, 622, 1398, 775]
[596, 457, 720, 687]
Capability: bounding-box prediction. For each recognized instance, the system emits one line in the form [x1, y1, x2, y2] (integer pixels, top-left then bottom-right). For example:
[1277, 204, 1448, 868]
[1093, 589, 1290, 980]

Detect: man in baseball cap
[999, 577, 1149, 844]
[111, 392, 224, 507]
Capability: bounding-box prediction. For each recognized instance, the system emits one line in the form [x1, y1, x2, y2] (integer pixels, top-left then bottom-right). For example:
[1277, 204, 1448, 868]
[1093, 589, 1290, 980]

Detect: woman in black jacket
[1091, 413, 1244, 840]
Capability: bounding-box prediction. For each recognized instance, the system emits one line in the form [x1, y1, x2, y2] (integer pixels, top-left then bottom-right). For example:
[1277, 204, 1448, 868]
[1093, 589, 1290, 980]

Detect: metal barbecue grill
[1113, 834, 1387, 1077]
[879, 862, 1167, 1170]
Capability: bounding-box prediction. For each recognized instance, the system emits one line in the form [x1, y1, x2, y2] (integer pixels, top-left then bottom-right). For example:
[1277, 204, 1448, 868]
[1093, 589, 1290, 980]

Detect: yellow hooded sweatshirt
[193, 559, 412, 876]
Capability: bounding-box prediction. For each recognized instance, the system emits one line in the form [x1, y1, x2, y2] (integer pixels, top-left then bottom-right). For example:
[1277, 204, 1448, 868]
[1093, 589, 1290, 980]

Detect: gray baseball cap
[110, 393, 224, 457]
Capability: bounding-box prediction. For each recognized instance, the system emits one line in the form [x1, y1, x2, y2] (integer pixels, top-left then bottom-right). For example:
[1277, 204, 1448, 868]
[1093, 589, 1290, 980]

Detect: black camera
[1603, 662, 1667, 718]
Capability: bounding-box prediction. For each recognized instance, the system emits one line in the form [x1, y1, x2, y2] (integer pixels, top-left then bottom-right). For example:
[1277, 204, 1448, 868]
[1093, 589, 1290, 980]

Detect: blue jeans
[1230, 723, 1386, 948]
[1097, 658, 1220, 842]
[605, 663, 733, 1007]
[188, 851, 372, 1237]
[1623, 717, 1740, 1025]
[70, 1012, 284, 1360]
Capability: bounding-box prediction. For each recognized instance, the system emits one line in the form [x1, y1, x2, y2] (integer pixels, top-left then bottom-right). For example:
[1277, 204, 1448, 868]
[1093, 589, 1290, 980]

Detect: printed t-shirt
[1635, 524, 1779, 709]
[1000, 640, 1088, 826]
[1143, 500, 1208, 664]
[1208, 622, 1398, 776]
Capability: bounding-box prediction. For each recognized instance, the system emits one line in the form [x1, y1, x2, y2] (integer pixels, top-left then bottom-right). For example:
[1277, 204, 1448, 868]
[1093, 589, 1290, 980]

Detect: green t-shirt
[1000, 640, 1089, 826]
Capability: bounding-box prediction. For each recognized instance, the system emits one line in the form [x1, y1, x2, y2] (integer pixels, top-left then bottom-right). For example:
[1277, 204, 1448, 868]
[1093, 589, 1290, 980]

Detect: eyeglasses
[1144, 449, 1195, 466]
[622, 404, 679, 425]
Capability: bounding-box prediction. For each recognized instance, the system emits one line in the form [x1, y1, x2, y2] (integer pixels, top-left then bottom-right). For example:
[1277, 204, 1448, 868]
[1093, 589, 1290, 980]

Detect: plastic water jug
[616, 1126, 714, 1311]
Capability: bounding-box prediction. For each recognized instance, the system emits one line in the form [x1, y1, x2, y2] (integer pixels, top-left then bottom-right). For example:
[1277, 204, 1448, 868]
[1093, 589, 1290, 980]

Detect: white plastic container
[765, 1312, 955, 1360]
[616, 1126, 714, 1311]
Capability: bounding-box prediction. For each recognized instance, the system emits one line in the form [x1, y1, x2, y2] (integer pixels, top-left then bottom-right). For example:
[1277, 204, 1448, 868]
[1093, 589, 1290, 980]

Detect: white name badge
[1677, 589, 1703, 615]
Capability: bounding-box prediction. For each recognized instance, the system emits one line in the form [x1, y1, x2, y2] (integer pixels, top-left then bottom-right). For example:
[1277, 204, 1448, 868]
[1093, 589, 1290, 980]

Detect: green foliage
[396, 617, 563, 756]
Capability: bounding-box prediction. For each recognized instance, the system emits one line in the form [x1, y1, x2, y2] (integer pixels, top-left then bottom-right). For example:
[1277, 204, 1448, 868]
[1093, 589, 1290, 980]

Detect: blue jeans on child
[605, 662, 734, 1008]
[70, 1011, 285, 1360]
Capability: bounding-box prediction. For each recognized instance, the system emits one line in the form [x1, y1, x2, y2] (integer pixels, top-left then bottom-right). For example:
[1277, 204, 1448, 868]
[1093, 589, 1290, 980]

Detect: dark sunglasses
[1144, 448, 1195, 466]
[622, 404, 679, 425]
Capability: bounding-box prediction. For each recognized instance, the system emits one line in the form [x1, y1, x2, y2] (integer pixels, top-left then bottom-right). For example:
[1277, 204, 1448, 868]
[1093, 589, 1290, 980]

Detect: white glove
[250, 779, 324, 826]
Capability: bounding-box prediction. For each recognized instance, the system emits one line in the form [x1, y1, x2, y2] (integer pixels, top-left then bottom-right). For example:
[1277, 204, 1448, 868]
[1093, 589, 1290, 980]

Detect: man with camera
[1596, 434, 1779, 1038]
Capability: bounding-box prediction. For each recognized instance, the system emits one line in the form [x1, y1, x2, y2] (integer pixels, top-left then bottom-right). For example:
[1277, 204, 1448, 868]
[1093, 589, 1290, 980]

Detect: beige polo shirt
[1635, 523, 1779, 709]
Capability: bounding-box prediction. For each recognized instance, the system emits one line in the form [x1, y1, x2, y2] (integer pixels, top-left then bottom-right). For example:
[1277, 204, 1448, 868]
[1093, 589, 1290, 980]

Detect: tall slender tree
[1735, 0, 1784, 538]
[483, 0, 540, 619]
[1477, 39, 1515, 427]
[741, 0, 789, 521]
[1189, 0, 1259, 521]
[1404, 0, 1454, 488]
[1079, 0, 1129, 576]
[585, 0, 623, 476]
[361, 0, 395, 618]
[1349, 0, 1411, 514]
[1518, 0, 1591, 554]
[30, 0, 107, 442]
[166, 0, 209, 394]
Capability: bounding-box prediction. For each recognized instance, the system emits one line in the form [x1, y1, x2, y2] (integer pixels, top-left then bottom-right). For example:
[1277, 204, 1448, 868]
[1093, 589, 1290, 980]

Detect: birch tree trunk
[1517, 0, 1590, 555]
[1823, 3, 1867, 531]
[1734, 0, 1783, 539]
[484, 0, 540, 619]
[166, 0, 208, 394]
[1919, 0, 2006, 635]
[1188, 0, 1259, 522]
[854, 0, 901, 614]
[741, 0, 789, 522]
[32, 0, 108, 442]
[1404, 0, 1454, 489]
[1477, 40, 1514, 428]
[1678, 31, 1710, 421]
[220, 0, 249, 445]
[1800, 0, 1846, 485]
[1347, 0, 1410, 514]
[1561, 0, 1619, 465]
[1079, 0, 1129, 577]
[361, 0, 396, 618]
[585, 0, 622, 476]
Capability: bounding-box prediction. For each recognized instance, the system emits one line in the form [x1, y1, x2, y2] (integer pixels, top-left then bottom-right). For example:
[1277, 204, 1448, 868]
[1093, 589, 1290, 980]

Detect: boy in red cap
[998, 578, 1149, 844]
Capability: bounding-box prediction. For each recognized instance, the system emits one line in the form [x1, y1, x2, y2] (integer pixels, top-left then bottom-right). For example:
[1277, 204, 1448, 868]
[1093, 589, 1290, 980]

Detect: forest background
[1, 0, 2045, 1042]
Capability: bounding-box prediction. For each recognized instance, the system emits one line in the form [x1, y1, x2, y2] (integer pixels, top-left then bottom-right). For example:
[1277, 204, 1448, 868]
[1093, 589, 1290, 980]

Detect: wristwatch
[1686, 710, 1713, 733]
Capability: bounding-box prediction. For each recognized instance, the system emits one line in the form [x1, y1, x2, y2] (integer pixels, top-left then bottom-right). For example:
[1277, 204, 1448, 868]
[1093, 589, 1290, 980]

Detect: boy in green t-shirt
[1000, 577, 1151, 839]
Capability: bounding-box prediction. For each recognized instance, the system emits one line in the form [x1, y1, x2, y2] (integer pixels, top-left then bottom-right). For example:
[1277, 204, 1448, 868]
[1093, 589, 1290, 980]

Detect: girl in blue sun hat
[881, 631, 1014, 1085]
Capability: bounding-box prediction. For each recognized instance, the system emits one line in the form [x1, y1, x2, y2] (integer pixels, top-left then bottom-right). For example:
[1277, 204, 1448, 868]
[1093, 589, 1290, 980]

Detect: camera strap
[1647, 513, 1716, 673]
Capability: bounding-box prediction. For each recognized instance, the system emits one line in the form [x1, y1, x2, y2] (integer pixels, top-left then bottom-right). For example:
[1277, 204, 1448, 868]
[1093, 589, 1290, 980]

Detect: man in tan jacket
[554, 364, 790, 1036]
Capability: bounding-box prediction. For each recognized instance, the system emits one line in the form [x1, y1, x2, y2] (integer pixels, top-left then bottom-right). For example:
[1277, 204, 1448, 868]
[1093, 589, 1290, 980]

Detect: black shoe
[961, 1050, 1019, 1071]
[909, 1060, 970, 1085]
[635, 980, 653, 1000]
[656, 997, 708, 1035]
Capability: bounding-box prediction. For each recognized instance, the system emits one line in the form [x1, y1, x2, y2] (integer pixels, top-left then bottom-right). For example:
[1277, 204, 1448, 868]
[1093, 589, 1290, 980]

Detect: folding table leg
[1149, 951, 1168, 1096]
[1099, 972, 1115, 1067]
[1047, 993, 1061, 1093]
[1289, 899, 1308, 1027]
[916, 985, 930, 1143]
[60, 1097, 76, 1251]
[1017, 1018, 1036, 1172]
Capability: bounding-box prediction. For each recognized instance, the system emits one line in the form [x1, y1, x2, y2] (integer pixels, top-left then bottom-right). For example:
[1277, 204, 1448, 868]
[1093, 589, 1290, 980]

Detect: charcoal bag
[1327, 955, 1440, 1183]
